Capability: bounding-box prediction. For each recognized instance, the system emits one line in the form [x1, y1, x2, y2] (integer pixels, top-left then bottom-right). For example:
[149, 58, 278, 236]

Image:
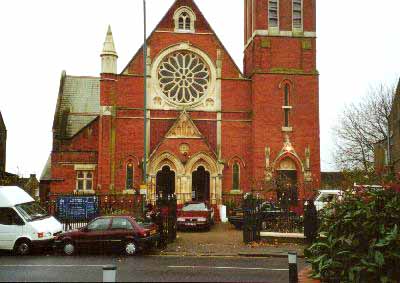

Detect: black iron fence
[41, 193, 145, 231]
[241, 194, 306, 243]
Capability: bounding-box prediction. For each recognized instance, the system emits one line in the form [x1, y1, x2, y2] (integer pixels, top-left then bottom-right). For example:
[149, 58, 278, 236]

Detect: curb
[150, 251, 305, 258]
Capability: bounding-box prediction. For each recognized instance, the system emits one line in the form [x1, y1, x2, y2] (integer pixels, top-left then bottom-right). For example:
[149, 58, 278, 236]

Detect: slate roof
[40, 155, 51, 181]
[53, 71, 100, 139]
[0, 111, 6, 132]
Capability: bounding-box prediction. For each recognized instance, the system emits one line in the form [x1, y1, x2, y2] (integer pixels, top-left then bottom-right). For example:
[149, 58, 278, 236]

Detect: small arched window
[126, 162, 134, 190]
[232, 162, 240, 191]
[174, 7, 196, 33]
[282, 84, 292, 128]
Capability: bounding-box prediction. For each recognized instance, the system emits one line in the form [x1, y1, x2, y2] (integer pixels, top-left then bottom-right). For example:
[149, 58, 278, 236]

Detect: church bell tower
[244, 0, 320, 197]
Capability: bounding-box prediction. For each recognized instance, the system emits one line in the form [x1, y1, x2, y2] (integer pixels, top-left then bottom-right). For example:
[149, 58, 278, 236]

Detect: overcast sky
[0, 0, 399, 178]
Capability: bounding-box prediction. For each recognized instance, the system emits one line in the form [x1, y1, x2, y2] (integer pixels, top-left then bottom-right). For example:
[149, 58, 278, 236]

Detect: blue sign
[57, 196, 99, 220]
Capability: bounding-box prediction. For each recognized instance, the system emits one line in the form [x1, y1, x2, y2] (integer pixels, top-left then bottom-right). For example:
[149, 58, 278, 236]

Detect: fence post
[288, 252, 298, 283]
[103, 265, 117, 283]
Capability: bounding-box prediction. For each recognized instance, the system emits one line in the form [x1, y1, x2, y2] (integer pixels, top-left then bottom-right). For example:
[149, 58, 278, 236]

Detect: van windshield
[15, 202, 49, 222]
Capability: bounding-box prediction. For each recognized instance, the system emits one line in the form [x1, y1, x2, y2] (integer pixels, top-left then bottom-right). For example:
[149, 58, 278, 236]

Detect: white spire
[101, 25, 118, 74]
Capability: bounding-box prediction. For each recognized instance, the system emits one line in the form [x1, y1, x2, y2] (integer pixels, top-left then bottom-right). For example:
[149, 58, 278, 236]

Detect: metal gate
[242, 195, 263, 244]
[156, 193, 177, 246]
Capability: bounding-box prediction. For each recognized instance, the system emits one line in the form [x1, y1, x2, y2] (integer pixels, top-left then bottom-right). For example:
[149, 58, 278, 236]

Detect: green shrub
[306, 187, 400, 283]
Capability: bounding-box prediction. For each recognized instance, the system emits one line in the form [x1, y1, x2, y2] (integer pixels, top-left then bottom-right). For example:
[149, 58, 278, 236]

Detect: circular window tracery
[157, 52, 210, 105]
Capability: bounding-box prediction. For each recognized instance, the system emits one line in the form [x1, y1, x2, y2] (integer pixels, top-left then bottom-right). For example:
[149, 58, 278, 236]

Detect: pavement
[155, 223, 306, 258]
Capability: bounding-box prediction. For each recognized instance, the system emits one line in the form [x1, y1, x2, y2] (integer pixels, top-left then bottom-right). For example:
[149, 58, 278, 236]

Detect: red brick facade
[47, 0, 320, 205]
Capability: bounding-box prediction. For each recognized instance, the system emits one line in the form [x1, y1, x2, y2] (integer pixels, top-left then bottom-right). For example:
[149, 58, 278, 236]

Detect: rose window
[158, 52, 210, 104]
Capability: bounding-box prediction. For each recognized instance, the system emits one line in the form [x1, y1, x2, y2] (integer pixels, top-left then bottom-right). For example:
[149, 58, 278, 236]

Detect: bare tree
[333, 84, 395, 173]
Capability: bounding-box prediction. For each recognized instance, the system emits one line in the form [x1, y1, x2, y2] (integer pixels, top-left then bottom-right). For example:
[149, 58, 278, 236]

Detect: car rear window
[182, 203, 207, 211]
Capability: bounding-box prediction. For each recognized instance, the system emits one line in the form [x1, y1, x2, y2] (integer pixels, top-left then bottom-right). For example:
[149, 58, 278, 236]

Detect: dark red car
[53, 216, 159, 256]
[177, 202, 215, 231]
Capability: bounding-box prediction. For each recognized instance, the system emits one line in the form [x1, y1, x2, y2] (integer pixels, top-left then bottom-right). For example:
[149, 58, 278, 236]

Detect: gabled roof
[40, 155, 51, 181]
[52, 71, 100, 139]
[121, 0, 243, 77]
[0, 111, 6, 132]
[165, 111, 202, 139]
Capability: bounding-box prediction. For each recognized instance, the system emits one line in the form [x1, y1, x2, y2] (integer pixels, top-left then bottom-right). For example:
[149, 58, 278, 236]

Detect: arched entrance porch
[148, 151, 222, 205]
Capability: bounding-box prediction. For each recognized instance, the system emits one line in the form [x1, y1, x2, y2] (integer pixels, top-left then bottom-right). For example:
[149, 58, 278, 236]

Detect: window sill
[174, 29, 195, 34]
[268, 27, 280, 36]
[229, 190, 243, 195]
[292, 28, 304, 36]
[122, 190, 137, 195]
[282, 127, 293, 132]
[73, 190, 95, 195]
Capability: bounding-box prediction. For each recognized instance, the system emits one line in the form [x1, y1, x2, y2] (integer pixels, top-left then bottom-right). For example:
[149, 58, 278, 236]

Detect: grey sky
[0, 0, 399, 177]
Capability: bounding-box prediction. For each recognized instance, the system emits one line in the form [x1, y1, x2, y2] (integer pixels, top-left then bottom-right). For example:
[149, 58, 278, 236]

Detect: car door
[104, 218, 135, 252]
[0, 208, 25, 250]
[76, 218, 111, 252]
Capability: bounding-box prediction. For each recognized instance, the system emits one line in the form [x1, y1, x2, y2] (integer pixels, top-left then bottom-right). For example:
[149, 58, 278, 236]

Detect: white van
[0, 186, 63, 255]
[314, 189, 343, 211]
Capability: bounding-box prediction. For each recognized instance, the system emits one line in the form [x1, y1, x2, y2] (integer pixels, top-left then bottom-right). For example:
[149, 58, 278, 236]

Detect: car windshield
[15, 201, 49, 222]
[182, 203, 208, 211]
[317, 194, 337, 202]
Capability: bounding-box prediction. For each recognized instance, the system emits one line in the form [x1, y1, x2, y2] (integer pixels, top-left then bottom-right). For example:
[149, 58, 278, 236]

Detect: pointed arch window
[282, 84, 292, 130]
[126, 162, 134, 190]
[174, 7, 196, 33]
[232, 162, 240, 191]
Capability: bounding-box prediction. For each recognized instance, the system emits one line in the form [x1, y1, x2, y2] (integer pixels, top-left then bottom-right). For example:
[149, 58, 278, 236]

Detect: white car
[314, 189, 343, 211]
[0, 186, 63, 255]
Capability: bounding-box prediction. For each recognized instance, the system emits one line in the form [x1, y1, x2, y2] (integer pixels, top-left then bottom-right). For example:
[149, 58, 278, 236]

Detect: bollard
[103, 265, 117, 283]
[288, 252, 298, 283]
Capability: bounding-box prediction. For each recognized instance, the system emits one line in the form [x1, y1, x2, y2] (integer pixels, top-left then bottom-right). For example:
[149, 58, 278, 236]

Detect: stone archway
[185, 152, 221, 205]
[148, 152, 184, 204]
[156, 166, 175, 197]
[191, 166, 210, 202]
[276, 157, 299, 207]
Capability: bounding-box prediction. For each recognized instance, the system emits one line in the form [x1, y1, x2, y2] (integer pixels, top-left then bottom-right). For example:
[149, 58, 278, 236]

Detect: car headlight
[177, 217, 185, 222]
[197, 217, 207, 222]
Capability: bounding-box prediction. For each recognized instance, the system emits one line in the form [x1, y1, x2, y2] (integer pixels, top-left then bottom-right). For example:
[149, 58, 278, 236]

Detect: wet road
[0, 253, 306, 282]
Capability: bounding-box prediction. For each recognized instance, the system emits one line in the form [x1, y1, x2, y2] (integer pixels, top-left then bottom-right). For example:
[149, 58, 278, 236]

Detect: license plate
[186, 223, 196, 226]
[150, 230, 156, 235]
[236, 212, 243, 216]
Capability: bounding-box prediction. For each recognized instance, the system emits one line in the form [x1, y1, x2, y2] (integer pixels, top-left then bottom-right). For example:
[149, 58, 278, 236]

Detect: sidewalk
[156, 223, 305, 258]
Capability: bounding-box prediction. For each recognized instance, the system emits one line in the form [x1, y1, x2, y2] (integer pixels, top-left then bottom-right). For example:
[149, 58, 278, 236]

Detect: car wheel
[63, 241, 76, 256]
[14, 239, 31, 256]
[124, 241, 137, 256]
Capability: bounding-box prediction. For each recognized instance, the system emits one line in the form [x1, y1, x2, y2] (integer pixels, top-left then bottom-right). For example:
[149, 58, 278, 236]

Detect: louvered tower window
[269, 0, 279, 27]
[293, 0, 302, 29]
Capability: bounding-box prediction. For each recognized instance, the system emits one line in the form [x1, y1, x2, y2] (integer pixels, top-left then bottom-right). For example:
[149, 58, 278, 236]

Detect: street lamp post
[143, 0, 148, 185]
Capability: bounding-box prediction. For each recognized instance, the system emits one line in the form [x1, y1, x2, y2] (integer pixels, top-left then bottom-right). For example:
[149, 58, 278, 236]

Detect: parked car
[0, 186, 63, 255]
[314, 189, 343, 211]
[53, 216, 159, 256]
[177, 202, 214, 231]
[228, 202, 298, 230]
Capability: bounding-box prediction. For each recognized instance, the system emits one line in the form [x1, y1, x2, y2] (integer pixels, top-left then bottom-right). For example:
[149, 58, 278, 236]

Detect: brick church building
[42, 0, 320, 206]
